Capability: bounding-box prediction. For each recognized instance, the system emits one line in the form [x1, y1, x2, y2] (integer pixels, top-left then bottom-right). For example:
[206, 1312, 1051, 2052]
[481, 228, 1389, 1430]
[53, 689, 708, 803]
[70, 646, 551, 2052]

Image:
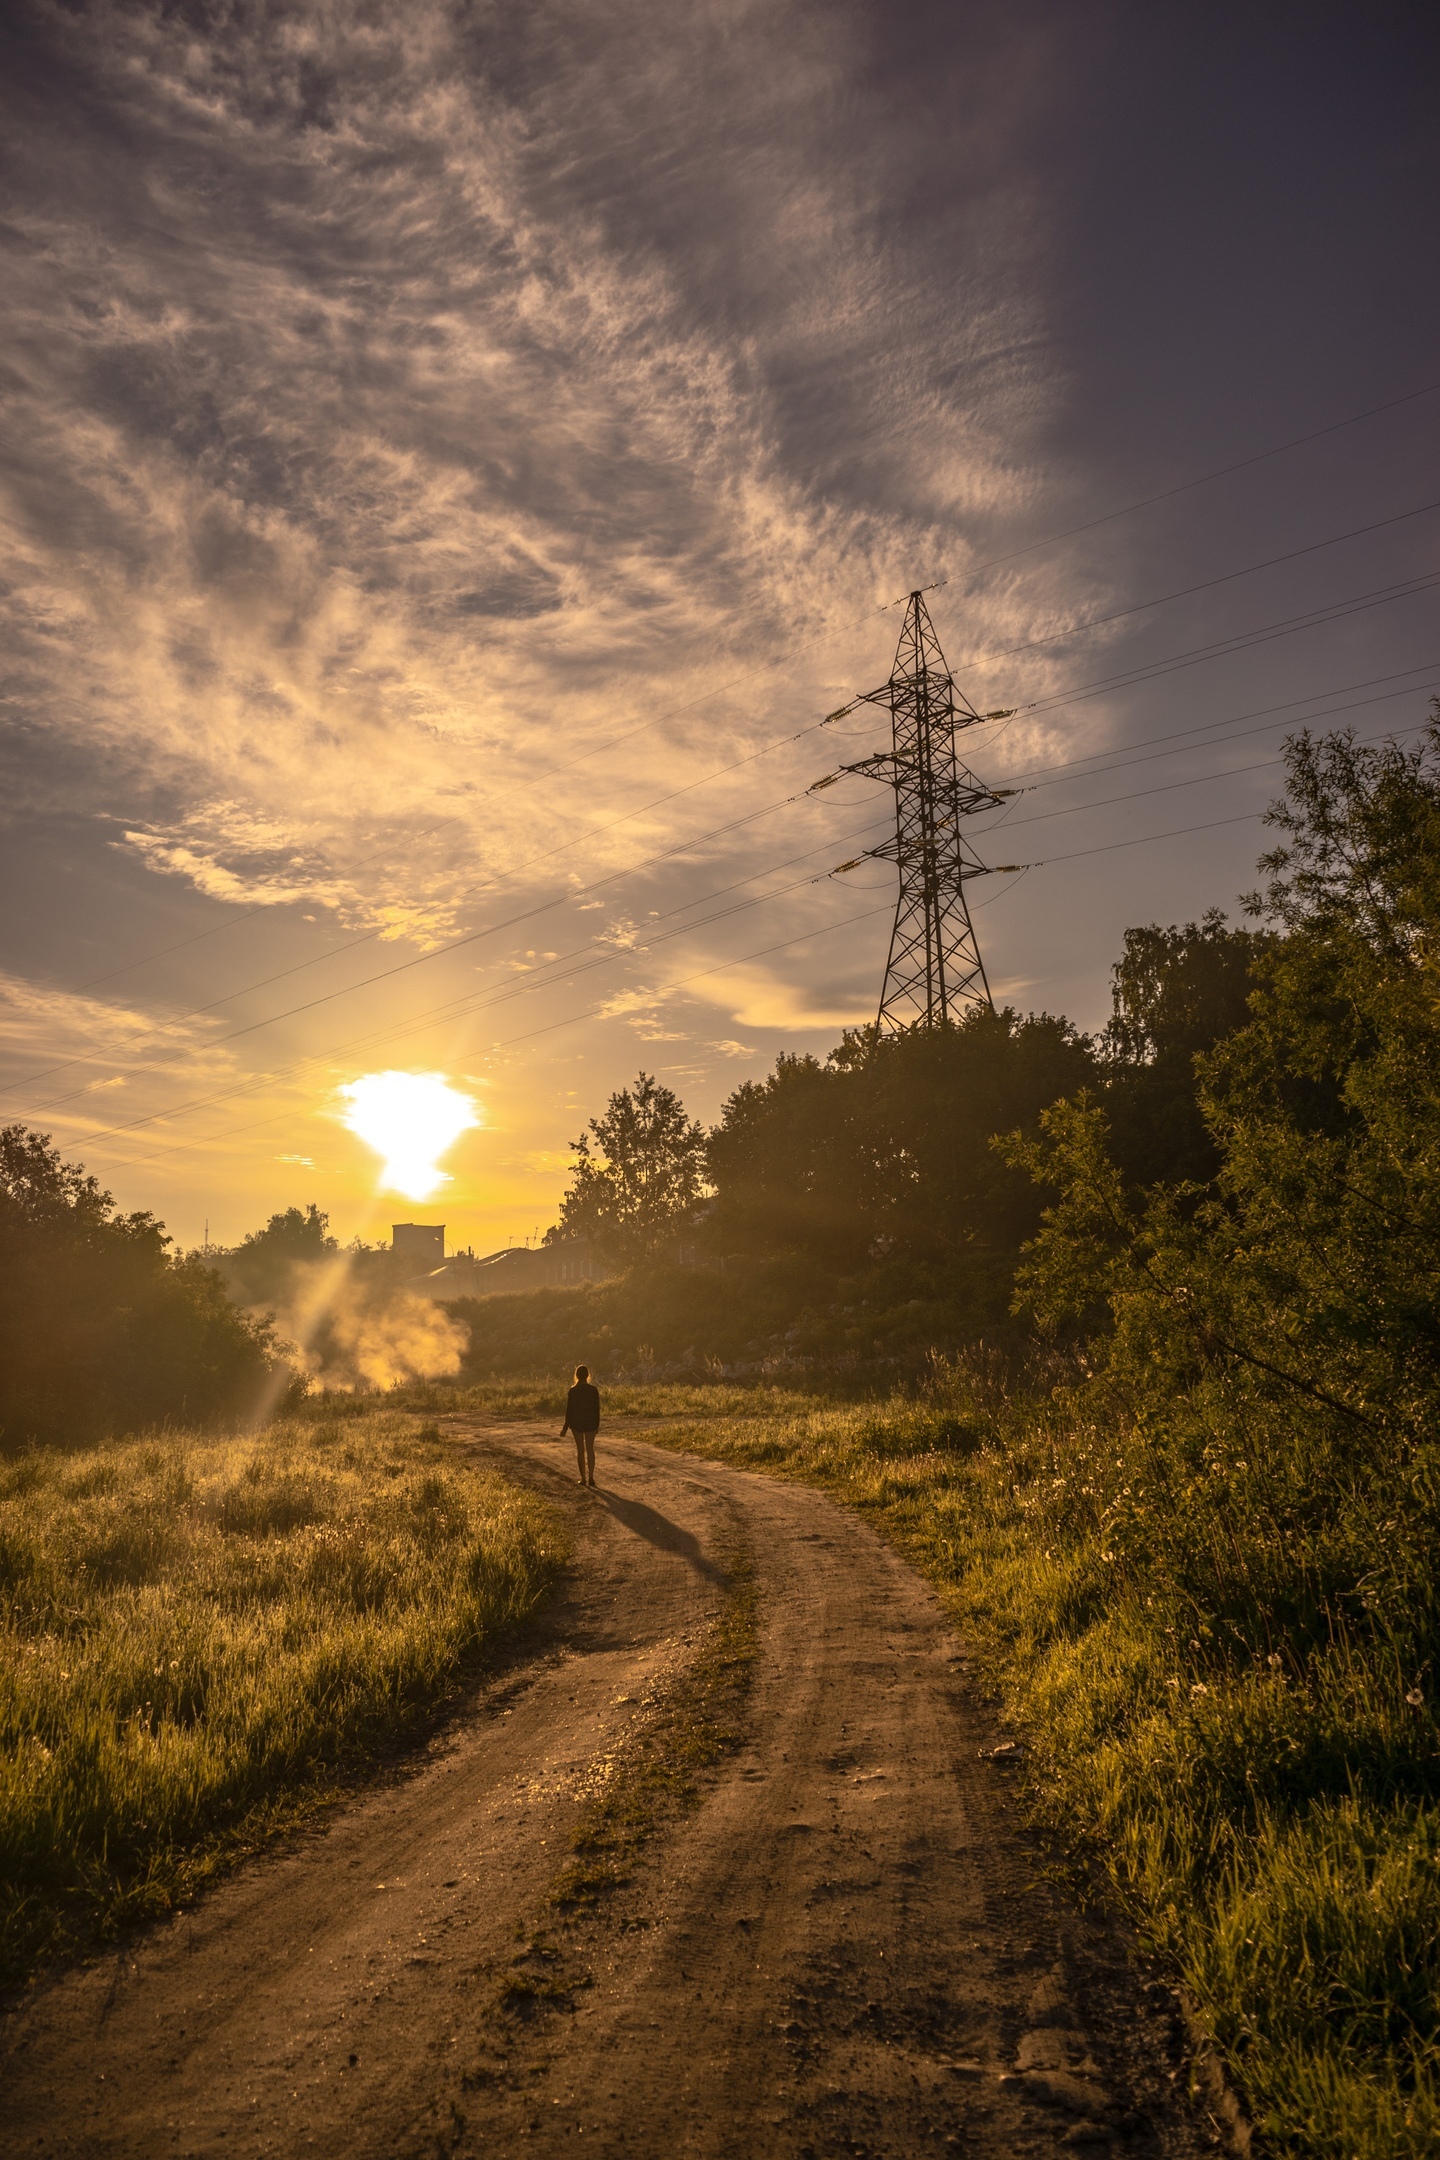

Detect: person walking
[561, 1363, 601, 1487]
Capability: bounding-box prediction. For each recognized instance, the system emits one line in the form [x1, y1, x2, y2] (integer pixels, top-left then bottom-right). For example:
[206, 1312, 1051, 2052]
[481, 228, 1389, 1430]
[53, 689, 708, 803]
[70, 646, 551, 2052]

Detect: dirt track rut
[0, 1422, 1223, 2158]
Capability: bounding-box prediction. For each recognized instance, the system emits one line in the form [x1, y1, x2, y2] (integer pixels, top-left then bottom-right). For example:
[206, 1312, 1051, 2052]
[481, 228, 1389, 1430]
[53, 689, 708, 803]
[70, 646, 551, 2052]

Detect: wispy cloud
[2, 1, 1068, 930]
[0, 965, 241, 1142]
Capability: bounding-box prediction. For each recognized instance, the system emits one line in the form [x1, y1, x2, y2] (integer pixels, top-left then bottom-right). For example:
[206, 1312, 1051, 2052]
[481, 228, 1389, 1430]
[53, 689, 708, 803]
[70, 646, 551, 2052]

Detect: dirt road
[1, 1423, 1225, 2158]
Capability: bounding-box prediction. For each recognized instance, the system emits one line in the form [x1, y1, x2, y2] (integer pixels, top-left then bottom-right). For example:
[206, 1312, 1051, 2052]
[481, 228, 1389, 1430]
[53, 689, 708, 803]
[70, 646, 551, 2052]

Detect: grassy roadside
[554, 1367, 1438, 2160]
[404, 1376, 828, 1423]
[0, 1407, 562, 1989]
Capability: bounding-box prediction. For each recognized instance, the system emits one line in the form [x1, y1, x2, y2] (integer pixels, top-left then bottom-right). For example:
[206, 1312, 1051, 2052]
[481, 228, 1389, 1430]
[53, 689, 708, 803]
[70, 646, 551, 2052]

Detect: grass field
[456, 1362, 1437, 2160]
[0, 1407, 562, 1988]
[405, 1375, 827, 1422]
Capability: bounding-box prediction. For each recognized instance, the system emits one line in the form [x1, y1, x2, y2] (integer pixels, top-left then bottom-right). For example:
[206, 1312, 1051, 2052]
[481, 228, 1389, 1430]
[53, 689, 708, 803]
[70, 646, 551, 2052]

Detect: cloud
[592, 985, 697, 1042]
[0, 968, 232, 1081]
[0, 0, 1076, 951]
[688, 963, 876, 1033]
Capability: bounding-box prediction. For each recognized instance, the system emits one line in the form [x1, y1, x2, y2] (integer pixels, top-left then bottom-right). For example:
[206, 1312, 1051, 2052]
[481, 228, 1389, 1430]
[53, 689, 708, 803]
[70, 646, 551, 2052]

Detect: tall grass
[638, 1363, 1440, 2160]
[0, 1409, 561, 1986]
[401, 1376, 830, 1422]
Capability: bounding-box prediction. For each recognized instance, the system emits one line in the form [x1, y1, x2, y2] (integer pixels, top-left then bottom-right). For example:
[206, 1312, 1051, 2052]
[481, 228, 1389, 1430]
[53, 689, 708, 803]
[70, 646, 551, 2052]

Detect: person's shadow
[598, 1491, 728, 1584]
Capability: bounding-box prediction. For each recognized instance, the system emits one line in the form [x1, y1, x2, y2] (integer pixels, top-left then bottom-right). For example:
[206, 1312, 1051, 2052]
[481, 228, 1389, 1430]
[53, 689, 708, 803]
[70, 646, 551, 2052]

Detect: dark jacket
[564, 1380, 601, 1433]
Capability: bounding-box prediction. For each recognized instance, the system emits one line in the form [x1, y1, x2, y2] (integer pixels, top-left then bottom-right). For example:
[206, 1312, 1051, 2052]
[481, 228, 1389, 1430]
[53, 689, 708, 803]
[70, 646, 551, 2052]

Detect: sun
[338, 1071, 479, 1200]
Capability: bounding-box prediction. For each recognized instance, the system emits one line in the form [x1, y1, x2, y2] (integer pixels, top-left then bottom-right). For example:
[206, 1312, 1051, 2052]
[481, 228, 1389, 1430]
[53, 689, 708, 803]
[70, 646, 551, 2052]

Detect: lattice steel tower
[837, 591, 1013, 1034]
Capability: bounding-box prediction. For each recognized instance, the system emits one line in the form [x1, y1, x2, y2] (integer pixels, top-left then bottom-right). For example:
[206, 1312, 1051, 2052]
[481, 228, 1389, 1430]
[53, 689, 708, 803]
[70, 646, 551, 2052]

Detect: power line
[16, 544, 1440, 1134]
[25, 511, 1437, 1084]
[959, 498, 1440, 671]
[1030, 811, 1265, 869]
[955, 377, 1440, 585]
[20, 575, 1437, 1108]
[82, 710, 1437, 1182]
[985, 714, 1436, 869]
[2, 772, 836, 1098]
[1013, 570, 1440, 717]
[528, 584, 944, 782]
[997, 662, 1440, 789]
[68, 810, 472, 994]
[70, 901, 897, 1175]
[28, 381, 1440, 1033]
[59, 703, 1439, 1176]
[530, 380, 1440, 771]
[999, 751, 1321, 835]
[985, 680, 1439, 816]
[33, 816, 894, 1144]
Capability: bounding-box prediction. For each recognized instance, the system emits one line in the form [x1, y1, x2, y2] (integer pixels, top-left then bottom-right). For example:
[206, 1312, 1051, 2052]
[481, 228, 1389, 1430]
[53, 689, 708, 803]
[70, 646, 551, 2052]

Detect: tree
[1001, 714, 1440, 1659]
[221, 1203, 338, 1306]
[704, 1052, 851, 1260]
[1100, 910, 1272, 1188]
[549, 1073, 707, 1262]
[706, 1007, 1097, 1277]
[0, 1127, 287, 1447]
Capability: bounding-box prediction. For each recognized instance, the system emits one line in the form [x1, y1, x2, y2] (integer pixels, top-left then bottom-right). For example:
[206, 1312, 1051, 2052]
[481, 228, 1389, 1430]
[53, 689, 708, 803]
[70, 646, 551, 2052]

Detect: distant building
[418, 1238, 609, 1298]
[392, 1223, 445, 1267]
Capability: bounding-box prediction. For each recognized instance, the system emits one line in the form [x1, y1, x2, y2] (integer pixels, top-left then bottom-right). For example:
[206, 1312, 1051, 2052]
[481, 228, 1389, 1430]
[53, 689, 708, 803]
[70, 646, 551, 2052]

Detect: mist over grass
[0, 1408, 562, 1987]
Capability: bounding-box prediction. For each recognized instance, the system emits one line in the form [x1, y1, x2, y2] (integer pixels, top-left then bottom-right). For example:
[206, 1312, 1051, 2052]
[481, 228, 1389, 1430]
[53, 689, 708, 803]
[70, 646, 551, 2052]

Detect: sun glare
[339, 1071, 479, 1200]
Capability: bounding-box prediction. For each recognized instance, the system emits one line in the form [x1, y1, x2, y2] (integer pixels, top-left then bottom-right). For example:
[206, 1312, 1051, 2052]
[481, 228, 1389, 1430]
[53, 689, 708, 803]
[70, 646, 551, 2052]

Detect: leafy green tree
[707, 1006, 1097, 1278]
[0, 1127, 287, 1447]
[704, 1052, 851, 1260]
[550, 1072, 707, 1262]
[1002, 714, 1440, 1668]
[1100, 909, 1272, 1188]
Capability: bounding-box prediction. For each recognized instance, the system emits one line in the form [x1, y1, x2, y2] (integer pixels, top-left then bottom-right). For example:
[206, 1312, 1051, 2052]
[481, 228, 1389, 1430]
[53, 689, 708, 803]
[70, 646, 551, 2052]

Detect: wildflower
[1268, 1653, 1283, 1669]
[1165, 1678, 1180, 1691]
[1190, 1682, 1209, 1697]
[1406, 1688, 1425, 1708]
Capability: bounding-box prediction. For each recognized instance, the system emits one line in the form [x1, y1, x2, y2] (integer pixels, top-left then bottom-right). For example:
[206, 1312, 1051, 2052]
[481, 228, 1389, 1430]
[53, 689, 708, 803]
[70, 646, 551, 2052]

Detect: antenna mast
[837, 591, 1012, 1033]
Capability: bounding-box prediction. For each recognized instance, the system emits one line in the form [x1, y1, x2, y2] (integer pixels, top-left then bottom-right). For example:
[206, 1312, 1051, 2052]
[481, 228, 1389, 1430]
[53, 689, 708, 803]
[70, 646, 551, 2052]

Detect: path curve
[0, 1422, 1220, 2158]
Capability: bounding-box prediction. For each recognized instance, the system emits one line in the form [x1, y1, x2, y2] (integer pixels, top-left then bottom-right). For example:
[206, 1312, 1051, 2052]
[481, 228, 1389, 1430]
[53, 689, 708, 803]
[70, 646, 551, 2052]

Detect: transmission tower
[824, 590, 1017, 1034]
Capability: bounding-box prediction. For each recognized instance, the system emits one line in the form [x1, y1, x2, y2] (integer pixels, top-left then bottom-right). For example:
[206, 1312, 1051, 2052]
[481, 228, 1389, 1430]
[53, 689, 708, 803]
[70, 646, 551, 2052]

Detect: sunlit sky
[3, 3, 1439, 1252]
